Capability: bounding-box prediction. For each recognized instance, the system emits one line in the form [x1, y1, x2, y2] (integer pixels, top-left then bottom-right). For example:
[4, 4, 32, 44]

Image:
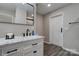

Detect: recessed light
[47, 4, 51, 7]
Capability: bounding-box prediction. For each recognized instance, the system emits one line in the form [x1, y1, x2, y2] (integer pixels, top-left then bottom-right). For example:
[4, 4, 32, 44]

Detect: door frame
[49, 12, 64, 47]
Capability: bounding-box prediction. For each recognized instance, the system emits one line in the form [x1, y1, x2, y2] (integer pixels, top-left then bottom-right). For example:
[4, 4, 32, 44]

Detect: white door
[49, 14, 63, 47]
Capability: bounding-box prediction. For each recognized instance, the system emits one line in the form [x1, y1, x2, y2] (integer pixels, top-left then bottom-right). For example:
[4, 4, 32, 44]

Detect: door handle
[61, 27, 63, 33]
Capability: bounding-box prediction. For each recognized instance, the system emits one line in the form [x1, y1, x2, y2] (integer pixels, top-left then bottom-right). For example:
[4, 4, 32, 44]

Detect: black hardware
[26, 29, 30, 36]
[23, 33, 25, 37]
[32, 43, 38, 46]
[33, 51, 37, 53]
[7, 49, 17, 54]
[69, 22, 79, 24]
[69, 22, 72, 24]
[61, 27, 63, 33]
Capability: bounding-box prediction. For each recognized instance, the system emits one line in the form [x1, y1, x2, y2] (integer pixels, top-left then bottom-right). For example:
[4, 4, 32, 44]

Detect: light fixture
[47, 4, 51, 7]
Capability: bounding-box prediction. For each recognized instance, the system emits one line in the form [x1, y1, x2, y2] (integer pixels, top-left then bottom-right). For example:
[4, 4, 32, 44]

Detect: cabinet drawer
[23, 49, 43, 56]
[23, 45, 43, 56]
[32, 49, 43, 56]
[23, 42, 44, 56]
[32, 42, 43, 47]
[2, 43, 22, 56]
[20, 39, 43, 47]
[2, 47, 19, 55]
[32, 45, 43, 56]
[6, 50, 23, 56]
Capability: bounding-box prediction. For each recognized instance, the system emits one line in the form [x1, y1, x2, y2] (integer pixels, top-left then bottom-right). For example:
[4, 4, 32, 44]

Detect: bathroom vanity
[0, 36, 44, 56]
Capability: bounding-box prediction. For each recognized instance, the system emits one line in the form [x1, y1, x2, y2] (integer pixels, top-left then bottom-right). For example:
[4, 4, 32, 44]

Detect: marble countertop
[0, 36, 44, 46]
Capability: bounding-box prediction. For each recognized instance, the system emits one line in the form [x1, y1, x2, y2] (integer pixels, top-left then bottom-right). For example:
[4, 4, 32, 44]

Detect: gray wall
[43, 14, 49, 42]
[36, 13, 44, 36]
[44, 4, 79, 52]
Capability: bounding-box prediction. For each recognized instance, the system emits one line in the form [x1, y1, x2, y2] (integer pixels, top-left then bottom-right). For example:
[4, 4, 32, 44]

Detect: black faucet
[26, 29, 30, 36]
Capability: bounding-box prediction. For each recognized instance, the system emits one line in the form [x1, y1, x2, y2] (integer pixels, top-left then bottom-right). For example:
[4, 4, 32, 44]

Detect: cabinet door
[23, 39, 43, 56]
[32, 43, 43, 56]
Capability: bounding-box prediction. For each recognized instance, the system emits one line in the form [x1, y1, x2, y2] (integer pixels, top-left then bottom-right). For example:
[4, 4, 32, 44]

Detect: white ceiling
[0, 3, 71, 16]
[37, 3, 71, 15]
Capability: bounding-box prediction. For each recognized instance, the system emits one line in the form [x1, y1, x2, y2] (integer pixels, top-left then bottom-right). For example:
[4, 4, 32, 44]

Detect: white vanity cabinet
[0, 39, 43, 56]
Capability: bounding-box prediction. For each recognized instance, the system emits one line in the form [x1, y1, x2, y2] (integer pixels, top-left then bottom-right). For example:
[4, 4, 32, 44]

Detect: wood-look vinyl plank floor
[44, 43, 79, 56]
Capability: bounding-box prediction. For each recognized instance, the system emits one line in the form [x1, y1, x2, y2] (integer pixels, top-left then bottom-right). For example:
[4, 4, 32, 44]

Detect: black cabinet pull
[33, 51, 37, 53]
[32, 43, 38, 46]
[7, 49, 17, 54]
[61, 27, 63, 33]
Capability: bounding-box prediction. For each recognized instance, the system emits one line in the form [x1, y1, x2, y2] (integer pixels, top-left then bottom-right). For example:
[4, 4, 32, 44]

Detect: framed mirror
[0, 3, 34, 26]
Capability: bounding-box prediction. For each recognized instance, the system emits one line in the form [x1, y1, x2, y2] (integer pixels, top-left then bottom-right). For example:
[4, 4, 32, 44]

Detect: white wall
[36, 13, 44, 36]
[43, 15, 49, 42]
[44, 4, 79, 52]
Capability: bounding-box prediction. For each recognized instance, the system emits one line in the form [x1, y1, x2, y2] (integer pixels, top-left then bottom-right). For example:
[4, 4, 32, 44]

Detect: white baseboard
[63, 47, 79, 55]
